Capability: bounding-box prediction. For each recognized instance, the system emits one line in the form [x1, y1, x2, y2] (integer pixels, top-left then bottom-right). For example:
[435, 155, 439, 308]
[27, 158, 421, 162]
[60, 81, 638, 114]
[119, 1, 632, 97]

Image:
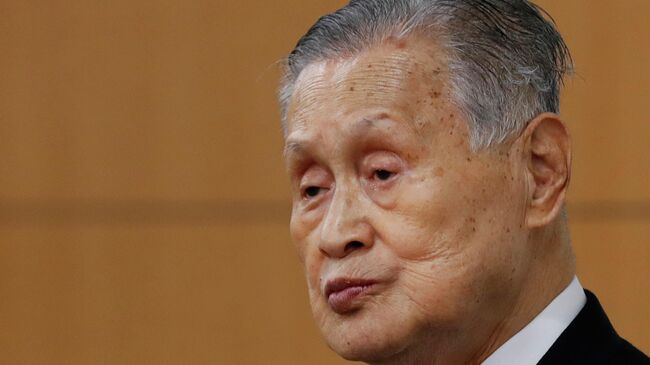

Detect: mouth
[324, 278, 378, 314]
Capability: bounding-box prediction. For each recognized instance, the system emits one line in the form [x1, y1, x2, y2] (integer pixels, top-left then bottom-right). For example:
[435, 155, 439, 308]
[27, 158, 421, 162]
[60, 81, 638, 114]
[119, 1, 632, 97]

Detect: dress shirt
[481, 276, 587, 365]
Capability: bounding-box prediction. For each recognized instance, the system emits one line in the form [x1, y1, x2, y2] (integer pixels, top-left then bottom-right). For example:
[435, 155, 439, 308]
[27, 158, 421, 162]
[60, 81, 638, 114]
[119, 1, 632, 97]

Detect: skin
[283, 35, 575, 365]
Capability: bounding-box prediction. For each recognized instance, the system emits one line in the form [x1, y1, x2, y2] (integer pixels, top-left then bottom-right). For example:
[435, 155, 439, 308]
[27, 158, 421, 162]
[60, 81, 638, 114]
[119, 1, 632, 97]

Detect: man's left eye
[374, 169, 395, 181]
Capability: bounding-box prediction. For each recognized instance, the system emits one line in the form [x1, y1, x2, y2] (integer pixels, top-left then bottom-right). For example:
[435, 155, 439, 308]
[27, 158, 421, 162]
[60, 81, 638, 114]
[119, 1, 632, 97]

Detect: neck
[471, 219, 576, 364]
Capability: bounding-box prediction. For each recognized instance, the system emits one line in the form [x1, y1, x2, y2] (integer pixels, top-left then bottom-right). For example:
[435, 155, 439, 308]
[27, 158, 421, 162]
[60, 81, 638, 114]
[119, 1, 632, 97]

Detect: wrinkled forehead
[286, 37, 451, 134]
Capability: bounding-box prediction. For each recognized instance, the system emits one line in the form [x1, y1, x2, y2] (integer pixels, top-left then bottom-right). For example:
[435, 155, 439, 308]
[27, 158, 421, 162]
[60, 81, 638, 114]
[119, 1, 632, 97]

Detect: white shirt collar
[481, 276, 587, 365]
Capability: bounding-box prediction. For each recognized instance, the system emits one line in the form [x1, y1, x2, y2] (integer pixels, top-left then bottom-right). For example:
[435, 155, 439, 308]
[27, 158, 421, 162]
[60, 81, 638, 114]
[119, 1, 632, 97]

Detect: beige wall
[0, 1, 647, 364]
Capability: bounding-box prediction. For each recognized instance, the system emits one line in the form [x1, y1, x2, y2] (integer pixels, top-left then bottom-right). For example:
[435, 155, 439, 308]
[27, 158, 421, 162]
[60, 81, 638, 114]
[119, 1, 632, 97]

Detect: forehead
[286, 36, 451, 136]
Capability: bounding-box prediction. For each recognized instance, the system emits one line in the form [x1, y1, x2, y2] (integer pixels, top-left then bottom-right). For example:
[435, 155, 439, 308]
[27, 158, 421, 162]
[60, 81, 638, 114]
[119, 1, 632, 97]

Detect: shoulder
[539, 290, 649, 365]
[607, 337, 649, 365]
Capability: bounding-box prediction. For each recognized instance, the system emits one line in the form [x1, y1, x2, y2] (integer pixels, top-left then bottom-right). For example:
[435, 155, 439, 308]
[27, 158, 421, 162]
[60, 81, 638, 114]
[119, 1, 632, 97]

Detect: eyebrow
[283, 140, 306, 159]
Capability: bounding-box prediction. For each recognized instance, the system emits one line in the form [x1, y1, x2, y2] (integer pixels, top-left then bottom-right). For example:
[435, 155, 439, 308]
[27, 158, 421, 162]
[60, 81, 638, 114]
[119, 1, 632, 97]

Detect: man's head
[281, 1, 575, 364]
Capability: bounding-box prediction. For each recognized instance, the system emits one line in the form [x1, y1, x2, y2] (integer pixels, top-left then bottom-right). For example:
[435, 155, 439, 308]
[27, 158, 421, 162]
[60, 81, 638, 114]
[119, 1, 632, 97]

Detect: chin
[328, 333, 406, 363]
[319, 306, 416, 363]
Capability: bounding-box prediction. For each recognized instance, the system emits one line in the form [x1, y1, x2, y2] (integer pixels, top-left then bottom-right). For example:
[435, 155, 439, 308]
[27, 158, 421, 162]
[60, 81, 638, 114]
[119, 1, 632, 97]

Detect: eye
[373, 169, 395, 181]
[297, 165, 332, 201]
[303, 186, 322, 198]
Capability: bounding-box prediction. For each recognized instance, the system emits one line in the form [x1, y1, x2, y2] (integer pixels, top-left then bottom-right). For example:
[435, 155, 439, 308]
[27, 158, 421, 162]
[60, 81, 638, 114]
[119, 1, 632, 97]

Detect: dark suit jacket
[538, 290, 648, 364]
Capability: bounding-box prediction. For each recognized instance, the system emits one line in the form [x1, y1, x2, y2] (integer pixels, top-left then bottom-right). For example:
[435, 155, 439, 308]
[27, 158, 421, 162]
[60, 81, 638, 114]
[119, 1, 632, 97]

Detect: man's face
[284, 37, 531, 362]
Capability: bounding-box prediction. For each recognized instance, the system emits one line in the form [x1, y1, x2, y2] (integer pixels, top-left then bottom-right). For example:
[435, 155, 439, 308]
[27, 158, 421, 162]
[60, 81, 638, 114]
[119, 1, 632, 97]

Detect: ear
[519, 113, 572, 228]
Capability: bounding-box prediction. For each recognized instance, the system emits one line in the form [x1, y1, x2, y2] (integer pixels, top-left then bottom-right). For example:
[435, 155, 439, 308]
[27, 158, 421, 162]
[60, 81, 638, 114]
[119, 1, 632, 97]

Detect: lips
[324, 278, 378, 314]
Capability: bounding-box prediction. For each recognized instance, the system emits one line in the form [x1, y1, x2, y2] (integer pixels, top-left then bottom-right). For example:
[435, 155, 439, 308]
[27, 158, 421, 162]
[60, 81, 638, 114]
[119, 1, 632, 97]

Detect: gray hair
[278, 0, 573, 150]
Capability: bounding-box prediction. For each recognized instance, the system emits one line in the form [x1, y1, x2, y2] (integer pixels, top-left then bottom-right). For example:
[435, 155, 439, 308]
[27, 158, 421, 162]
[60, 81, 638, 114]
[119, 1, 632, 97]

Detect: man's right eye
[303, 186, 321, 199]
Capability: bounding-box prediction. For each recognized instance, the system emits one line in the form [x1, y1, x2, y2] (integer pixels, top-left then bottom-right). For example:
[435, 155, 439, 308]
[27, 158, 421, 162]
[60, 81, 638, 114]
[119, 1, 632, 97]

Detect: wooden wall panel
[542, 0, 650, 203]
[571, 221, 650, 351]
[0, 1, 647, 364]
[0, 223, 342, 365]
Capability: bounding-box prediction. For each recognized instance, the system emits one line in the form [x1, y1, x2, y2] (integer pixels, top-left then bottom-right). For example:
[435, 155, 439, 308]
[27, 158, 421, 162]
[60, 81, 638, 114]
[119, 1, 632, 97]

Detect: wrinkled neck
[471, 217, 576, 364]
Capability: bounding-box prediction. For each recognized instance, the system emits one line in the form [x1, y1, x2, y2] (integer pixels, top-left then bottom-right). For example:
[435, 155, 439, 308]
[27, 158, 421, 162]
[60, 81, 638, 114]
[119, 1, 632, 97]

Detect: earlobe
[521, 113, 572, 228]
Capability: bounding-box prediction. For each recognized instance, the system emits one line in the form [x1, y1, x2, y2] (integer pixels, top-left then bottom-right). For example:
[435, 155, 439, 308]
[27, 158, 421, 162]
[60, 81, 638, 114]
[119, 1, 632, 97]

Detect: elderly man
[279, 1, 648, 364]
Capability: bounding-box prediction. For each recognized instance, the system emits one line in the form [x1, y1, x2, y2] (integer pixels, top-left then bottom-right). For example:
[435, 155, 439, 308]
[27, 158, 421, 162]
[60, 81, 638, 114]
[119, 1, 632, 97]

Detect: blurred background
[0, 0, 648, 364]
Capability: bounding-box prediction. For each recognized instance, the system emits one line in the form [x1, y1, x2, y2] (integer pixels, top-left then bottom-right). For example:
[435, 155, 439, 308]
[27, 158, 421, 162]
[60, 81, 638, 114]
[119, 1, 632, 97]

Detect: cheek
[289, 210, 318, 270]
[373, 171, 457, 260]
[376, 157, 522, 265]
[377, 210, 451, 261]
[289, 210, 326, 291]
[289, 211, 307, 257]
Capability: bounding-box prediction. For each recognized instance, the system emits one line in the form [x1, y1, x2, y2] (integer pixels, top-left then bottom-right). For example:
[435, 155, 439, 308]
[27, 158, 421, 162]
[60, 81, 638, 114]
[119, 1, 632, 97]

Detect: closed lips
[325, 278, 378, 298]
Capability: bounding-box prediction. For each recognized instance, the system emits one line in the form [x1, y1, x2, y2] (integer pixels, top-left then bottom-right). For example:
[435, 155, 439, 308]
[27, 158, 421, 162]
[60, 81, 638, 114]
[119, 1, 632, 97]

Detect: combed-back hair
[279, 0, 572, 150]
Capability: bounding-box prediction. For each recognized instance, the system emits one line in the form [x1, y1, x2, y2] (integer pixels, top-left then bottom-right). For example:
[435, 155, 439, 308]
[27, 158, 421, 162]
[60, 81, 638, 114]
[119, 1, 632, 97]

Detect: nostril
[344, 241, 365, 253]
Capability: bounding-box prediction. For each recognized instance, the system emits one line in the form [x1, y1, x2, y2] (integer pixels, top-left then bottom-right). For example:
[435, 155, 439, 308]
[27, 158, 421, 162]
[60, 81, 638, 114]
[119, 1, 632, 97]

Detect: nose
[318, 186, 374, 259]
